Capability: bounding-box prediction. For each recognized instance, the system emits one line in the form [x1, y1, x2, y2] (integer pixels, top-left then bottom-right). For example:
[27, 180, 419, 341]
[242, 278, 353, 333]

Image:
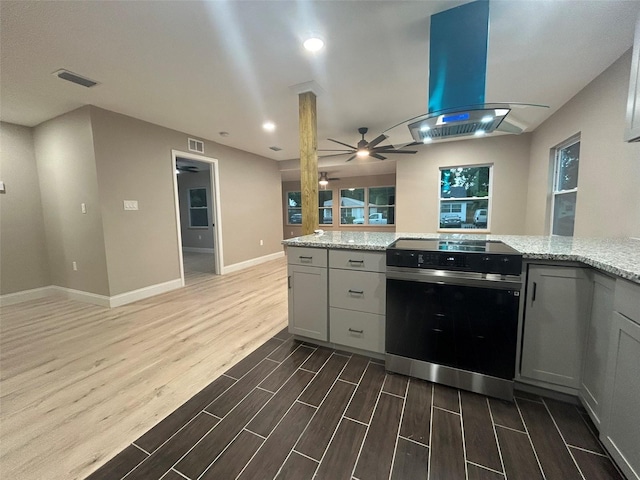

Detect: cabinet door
[288, 264, 328, 341]
[625, 13, 640, 142]
[601, 312, 640, 480]
[580, 273, 615, 427]
[520, 265, 592, 388]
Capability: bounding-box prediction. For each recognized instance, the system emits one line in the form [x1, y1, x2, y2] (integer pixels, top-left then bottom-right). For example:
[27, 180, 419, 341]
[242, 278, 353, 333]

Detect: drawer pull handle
[348, 259, 364, 264]
[349, 328, 364, 334]
[348, 289, 364, 295]
[299, 256, 313, 261]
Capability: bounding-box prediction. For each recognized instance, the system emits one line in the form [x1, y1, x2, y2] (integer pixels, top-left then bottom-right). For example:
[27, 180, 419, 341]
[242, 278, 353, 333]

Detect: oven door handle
[386, 268, 522, 290]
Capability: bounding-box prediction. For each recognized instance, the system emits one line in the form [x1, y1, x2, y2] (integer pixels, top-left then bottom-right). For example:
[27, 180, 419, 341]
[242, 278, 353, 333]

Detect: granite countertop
[282, 232, 640, 284]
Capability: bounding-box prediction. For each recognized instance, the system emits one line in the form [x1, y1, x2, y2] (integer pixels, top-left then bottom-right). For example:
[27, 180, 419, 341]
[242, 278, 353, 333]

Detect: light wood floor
[0, 255, 288, 480]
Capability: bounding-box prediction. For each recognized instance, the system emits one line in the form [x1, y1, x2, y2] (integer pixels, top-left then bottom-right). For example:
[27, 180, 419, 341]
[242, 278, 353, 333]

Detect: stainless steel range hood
[408, 104, 511, 143]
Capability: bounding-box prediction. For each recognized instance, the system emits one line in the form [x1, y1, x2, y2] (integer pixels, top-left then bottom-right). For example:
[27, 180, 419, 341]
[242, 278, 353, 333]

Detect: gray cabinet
[287, 247, 328, 341]
[520, 264, 592, 389]
[328, 249, 386, 353]
[625, 13, 640, 142]
[580, 273, 615, 427]
[601, 280, 640, 480]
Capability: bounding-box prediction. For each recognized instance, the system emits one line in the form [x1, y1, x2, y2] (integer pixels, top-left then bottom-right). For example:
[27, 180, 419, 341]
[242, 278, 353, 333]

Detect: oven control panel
[387, 249, 522, 275]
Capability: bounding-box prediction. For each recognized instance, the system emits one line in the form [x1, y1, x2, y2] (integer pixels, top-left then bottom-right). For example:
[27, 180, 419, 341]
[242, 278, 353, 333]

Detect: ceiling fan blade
[328, 138, 357, 149]
[366, 133, 388, 149]
[345, 155, 357, 162]
[370, 153, 387, 160]
[319, 152, 352, 158]
[318, 148, 354, 152]
[381, 149, 417, 154]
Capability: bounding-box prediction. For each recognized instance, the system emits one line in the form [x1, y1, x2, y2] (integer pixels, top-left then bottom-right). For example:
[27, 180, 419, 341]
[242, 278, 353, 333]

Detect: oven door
[386, 269, 521, 380]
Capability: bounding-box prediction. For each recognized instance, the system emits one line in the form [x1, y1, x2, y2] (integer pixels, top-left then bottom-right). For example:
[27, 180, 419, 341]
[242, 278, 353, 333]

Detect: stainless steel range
[385, 238, 523, 401]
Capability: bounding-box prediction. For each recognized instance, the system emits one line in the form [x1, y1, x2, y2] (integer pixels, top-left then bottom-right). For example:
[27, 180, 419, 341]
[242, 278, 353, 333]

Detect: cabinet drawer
[287, 247, 327, 268]
[614, 279, 640, 325]
[329, 269, 386, 314]
[330, 307, 385, 353]
[329, 250, 385, 273]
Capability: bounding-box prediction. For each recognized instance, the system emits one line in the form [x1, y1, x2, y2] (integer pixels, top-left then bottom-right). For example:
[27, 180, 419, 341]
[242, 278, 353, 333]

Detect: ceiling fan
[319, 127, 417, 162]
[318, 171, 340, 186]
[176, 164, 198, 173]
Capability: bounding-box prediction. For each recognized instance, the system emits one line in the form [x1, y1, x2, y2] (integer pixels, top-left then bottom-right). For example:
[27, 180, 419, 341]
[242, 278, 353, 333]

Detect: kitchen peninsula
[282, 231, 640, 480]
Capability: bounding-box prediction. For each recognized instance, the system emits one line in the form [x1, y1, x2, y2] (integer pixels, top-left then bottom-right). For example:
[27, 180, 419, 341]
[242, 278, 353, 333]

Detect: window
[439, 165, 491, 229]
[340, 188, 365, 224]
[319, 190, 333, 225]
[551, 136, 580, 236]
[188, 188, 209, 228]
[340, 186, 395, 225]
[287, 190, 334, 225]
[287, 191, 302, 224]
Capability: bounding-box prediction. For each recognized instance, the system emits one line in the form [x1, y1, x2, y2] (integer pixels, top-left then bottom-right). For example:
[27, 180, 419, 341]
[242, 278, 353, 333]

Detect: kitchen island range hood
[386, 0, 547, 144]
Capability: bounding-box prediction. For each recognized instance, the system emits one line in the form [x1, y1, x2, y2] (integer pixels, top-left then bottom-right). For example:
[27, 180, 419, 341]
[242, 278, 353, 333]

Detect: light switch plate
[123, 200, 139, 211]
[0, 181, 5, 193]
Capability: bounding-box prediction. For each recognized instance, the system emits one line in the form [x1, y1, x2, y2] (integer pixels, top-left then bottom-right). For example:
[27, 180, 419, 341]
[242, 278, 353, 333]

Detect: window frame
[339, 185, 396, 226]
[286, 190, 335, 226]
[438, 164, 492, 232]
[188, 187, 209, 229]
[550, 135, 580, 236]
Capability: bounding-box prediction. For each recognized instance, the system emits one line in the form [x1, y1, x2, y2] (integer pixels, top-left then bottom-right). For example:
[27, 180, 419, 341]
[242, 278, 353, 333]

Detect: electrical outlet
[81, 203, 87, 214]
[72, 261, 78, 271]
[198, 235, 202, 240]
[260, 239, 264, 246]
[123, 200, 139, 211]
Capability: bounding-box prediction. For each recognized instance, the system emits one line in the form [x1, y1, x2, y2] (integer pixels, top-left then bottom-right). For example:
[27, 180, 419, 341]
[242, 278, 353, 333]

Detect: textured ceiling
[2, 0, 639, 181]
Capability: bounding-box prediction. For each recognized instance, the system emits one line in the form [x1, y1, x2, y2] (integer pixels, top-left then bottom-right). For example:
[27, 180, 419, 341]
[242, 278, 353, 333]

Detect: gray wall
[525, 49, 640, 237]
[395, 134, 532, 234]
[89, 106, 282, 295]
[33, 107, 111, 296]
[0, 122, 51, 295]
[177, 170, 214, 249]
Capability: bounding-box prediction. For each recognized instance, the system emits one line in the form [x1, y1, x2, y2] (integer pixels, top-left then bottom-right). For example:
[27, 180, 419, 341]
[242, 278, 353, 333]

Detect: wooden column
[299, 91, 318, 235]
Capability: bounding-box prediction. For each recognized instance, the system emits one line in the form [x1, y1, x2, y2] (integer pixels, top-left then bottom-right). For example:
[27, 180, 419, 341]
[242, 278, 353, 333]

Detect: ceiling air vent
[52, 69, 99, 88]
[188, 138, 204, 154]
[269, 146, 283, 151]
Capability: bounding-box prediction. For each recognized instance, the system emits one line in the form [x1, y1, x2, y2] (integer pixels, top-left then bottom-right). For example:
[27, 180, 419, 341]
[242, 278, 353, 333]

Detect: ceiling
[2, 0, 639, 181]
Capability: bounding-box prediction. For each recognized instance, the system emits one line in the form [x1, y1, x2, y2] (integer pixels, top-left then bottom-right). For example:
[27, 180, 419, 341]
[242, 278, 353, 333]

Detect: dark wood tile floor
[87, 329, 625, 480]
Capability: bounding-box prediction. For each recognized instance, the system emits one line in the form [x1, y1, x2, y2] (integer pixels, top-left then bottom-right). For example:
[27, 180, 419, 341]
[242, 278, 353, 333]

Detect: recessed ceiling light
[303, 37, 324, 52]
[262, 121, 276, 132]
[219, 131, 229, 137]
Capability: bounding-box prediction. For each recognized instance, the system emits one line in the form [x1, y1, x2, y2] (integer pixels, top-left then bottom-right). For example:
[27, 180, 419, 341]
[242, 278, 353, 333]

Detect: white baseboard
[0, 286, 55, 307]
[182, 247, 215, 254]
[222, 251, 285, 275]
[1, 279, 184, 308]
[108, 278, 183, 307]
[49, 286, 111, 308]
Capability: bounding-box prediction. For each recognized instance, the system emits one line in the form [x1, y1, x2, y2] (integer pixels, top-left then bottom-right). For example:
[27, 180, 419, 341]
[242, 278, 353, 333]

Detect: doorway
[171, 150, 223, 283]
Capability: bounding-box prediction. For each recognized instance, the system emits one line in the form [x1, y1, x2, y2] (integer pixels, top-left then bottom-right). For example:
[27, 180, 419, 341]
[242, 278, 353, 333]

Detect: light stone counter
[282, 232, 640, 284]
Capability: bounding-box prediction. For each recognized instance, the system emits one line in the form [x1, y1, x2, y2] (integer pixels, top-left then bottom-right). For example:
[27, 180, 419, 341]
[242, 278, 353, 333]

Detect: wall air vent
[52, 69, 99, 88]
[188, 138, 204, 154]
[269, 146, 283, 151]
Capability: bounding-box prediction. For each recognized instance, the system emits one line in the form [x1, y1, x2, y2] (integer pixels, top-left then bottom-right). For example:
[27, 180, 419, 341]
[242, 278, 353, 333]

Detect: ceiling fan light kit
[319, 126, 417, 162]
